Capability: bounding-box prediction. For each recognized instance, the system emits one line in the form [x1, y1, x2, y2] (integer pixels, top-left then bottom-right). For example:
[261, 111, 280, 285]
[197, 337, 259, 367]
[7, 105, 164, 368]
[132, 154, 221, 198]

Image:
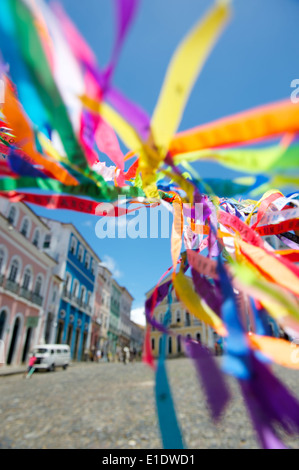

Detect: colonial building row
[146, 268, 284, 359]
[0, 198, 144, 367]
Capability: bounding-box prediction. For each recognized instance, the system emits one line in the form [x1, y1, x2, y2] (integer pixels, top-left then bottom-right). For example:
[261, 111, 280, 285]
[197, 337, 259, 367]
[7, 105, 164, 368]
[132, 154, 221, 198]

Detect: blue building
[42, 219, 101, 361]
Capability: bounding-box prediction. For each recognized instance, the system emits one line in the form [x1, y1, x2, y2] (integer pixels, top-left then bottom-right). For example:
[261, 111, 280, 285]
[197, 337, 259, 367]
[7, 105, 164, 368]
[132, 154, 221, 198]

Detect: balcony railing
[62, 291, 93, 314]
[5, 279, 19, 294]
[62, 289, 72, 300]
[1, 277, 43, 306]
[32, 293, 43, 306]
[19, 287, 32, 301]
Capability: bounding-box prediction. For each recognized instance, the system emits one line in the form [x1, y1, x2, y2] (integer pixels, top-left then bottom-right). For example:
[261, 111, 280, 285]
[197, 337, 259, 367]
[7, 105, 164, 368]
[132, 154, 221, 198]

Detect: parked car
[32, 344, 71, 372]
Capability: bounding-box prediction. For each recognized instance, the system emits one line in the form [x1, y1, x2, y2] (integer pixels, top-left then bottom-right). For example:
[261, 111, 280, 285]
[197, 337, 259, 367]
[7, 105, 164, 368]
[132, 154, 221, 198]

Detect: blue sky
[34, 0, 299, 324]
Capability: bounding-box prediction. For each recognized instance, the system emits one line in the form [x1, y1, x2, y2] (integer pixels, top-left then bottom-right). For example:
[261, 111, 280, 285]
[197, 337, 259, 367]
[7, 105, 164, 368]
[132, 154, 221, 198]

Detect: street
[0, 358, 299, 449]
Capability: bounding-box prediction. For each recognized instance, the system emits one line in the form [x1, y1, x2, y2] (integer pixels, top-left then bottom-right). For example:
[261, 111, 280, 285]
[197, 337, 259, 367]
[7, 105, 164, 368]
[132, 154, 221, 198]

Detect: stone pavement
[0, 358, 298, 449]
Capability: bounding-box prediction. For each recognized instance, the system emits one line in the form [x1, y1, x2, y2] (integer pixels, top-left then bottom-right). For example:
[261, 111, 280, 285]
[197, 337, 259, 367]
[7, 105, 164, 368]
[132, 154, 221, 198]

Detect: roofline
[0, 213, 58, 267]
[121, 286, 134, 301]
[98, 264, 113, 276]
[42, 217, 101, 263]
[8, 201, 52, 231]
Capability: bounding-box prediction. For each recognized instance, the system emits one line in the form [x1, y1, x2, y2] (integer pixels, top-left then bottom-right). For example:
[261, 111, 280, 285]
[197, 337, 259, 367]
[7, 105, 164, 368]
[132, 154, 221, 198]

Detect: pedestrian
[123, 347, 130, 365]
[96, 349, 101, 362]
[217, 338, 223, 356]
[24, 352, 37, 379]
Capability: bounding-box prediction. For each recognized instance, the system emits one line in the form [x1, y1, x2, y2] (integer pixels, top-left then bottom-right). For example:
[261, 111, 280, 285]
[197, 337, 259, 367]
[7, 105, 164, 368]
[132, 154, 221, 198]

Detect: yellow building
[146, 275, 215, 358]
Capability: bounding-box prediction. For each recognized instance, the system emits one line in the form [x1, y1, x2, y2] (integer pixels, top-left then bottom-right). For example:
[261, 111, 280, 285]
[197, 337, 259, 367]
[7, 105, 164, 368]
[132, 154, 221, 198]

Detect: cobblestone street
[0, 358, 299, 449]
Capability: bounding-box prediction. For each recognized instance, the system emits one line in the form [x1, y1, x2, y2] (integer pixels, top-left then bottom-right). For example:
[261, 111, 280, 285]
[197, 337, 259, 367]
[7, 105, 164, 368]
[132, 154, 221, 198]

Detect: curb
[0, 369, 26, 377]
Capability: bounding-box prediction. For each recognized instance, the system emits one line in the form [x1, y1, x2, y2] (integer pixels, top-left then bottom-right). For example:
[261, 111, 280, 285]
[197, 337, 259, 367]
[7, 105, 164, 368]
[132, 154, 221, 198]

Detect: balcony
[62, 289, 72, 300]
[1, 277, 43, 306]
[63, 293, 93, 315]
[19, 287, 32, 301]
[32, 293, 43, 306]
[5, 279, 19, 294]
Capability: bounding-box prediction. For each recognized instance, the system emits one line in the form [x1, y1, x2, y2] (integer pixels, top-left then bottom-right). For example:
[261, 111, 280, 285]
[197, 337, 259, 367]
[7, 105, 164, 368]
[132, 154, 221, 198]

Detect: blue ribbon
[155, 285, 185, 449]
[217, 255, 252, 379]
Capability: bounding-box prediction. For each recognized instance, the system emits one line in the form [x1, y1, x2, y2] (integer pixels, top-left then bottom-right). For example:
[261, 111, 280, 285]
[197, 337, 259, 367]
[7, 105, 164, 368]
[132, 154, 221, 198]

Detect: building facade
[0, 199, 61, 366]
[129, 321, 145, 357]
[146, 276, 214, 359]
[118, 287, 134, 350]
[0, 199, 143, 365]
[42, 219, 100, 361]
[90, 268, 104, 359]
[97, 265, 112, 358]
[108, 278, 122, 357]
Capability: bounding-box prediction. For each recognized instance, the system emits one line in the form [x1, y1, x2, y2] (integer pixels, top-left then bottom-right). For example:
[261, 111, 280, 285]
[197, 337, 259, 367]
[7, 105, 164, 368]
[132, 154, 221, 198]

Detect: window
[91, 260, 95, 275]
[34, 348, 48, 355]
[20, 218, 30, 238]
[65, 274, 71, 291]
[0, 248, 5, 274]
[78, 245, 84, 263]
[196, 333, 201, 343]
[87, 292, 91, 306]
[8, 259, 19, 282]
[22, 268, 31, 291]
[85, 253, 90, 269]
[0, 309, 7, 339]
[34, 275, 43, 296]
[80, 286, 86, 302]
[52, 287, 57, 303]
[70, 237, 77, 255]
[176, 310, 181, 323]
[43, 234, 51, 249]
[8, 206, 16, 225]
[185, 312, 191, 327]
[151, 338, 155, 350]
[32, 229, 40, 247]
[73, 280, 79, 298]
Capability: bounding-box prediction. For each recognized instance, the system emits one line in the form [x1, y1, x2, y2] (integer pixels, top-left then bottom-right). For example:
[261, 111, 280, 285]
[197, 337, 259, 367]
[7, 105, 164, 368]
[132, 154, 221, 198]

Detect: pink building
[0, 198, 62, 366]
[90, 270, 104, 358]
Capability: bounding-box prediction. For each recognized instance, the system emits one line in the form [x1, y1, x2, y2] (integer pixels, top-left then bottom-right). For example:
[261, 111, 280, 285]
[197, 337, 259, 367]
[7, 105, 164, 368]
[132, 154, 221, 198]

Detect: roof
[42, 217, 101, 263]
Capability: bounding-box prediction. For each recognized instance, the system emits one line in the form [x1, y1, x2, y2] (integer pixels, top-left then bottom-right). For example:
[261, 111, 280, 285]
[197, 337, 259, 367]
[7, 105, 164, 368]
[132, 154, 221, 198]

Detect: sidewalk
[0, 361, 90, 377]
[0, 365, 26, 377]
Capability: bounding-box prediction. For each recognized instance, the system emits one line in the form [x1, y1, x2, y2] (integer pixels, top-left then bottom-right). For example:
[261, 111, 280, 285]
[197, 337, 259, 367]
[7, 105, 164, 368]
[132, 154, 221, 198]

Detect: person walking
[24, 353, 37, 379]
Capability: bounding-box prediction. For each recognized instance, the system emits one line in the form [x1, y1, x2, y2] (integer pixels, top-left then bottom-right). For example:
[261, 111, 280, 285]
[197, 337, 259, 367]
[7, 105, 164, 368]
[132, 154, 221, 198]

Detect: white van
[32, 344, 71, 372]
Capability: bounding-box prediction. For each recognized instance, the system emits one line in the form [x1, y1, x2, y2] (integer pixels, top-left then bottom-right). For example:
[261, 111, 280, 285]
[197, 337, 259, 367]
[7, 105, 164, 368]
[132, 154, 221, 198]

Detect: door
[45, 313, 54, 344]
[80, 331, 88, 361]
[7, 317, 20, 365]
[22, 327, 32, 364]
[73, 329, 80, 361]
[66, 324, 73, 347]
[0, 310, 6, 340]
[56, 320, 64, 344]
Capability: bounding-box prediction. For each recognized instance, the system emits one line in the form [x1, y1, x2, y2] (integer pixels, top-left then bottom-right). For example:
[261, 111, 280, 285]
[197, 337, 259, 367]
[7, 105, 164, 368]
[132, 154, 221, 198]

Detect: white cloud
[100, 255, 122, 279]
[81, 220, 93, 228]
[130, 307, 146, 327]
